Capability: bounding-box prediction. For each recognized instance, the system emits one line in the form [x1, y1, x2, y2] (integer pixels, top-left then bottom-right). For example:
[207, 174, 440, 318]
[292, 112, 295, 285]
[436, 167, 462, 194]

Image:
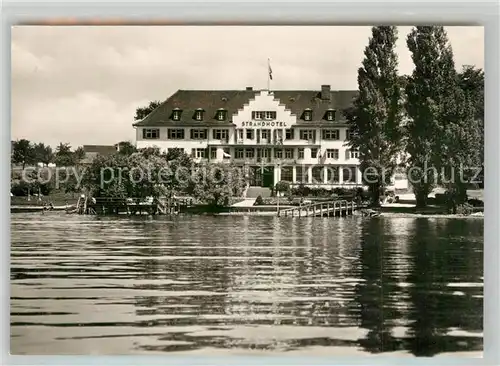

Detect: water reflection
[10, 214, 483, 355]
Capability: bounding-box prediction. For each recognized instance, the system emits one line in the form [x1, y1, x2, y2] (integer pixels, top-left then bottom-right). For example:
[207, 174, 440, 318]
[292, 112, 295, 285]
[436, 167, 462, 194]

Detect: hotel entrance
[249, 166, 274, 187]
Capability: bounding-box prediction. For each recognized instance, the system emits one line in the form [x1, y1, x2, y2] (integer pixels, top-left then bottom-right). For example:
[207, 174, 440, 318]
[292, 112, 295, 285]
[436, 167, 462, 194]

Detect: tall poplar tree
[345, 26, 404, 207]
[405, 26, 455, 207]
[406, 26, 481, 209]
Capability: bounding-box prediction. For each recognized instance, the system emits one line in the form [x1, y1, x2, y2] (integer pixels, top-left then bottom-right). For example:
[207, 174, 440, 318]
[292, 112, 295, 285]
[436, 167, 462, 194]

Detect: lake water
[10, 214, 483, 357]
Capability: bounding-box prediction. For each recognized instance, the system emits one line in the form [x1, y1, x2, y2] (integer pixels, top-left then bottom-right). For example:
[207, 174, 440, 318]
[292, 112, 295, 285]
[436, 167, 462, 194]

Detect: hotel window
[213, 129, 229, 141]
[274, 149, 283, 159]
[347, 129, 357, 140]
[143, 128, 160, 139]
[172, 109, 182, 121]
[343, 167, 357, 183]
[245, 149, 255, 158]
[303, 109, 312, 121]
[326, 166, 340, 183]
[312, 166, 323, 183]
[246, 129, 254, 140]
[285, 129, 294, 140]
[311, 148, 318, 158]
[252, 111, 263, 120]
[265, 111, 277, 120]
[235, 148, 244, 159]
[261, 129, 270, 140]
[194, 109, 204, 121]
[284, 148, 294, 159]
[300, 130, 315, 140]
[281, 166, 293, 182]
[167, 129, 184, 139]
[217, 109, 226, 121]
[348, 149, 360, 159]
[190, 129, 207, 140]
[326, 109, 336, 121]
[194, 148, 206, 158]
[237, 129, 244, 142]
[298, 148, 305, 159]
[296, 166, 307, 183]
[322, 129, 340, 140]
[326, 149, 339, 159]
[210, 147, 217, 159]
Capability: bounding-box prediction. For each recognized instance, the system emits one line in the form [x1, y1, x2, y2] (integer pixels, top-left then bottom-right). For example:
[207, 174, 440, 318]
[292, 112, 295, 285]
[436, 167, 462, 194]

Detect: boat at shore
[11, 205, 76, 213]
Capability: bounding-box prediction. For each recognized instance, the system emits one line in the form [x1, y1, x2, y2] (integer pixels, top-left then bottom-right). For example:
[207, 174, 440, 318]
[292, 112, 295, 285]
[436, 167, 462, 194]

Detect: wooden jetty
[73, 196, 193, 215]
[277, 200, 357, 217]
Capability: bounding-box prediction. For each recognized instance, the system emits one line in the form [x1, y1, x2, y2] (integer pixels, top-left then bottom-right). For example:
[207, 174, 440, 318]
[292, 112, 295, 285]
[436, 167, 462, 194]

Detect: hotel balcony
[227, 138, 319, 146]
[231, 157, 273, 165]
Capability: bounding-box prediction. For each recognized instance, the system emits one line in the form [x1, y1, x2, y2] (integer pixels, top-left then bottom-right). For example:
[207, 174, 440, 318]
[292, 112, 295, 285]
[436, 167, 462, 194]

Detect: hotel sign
[240, 121, 289, 128]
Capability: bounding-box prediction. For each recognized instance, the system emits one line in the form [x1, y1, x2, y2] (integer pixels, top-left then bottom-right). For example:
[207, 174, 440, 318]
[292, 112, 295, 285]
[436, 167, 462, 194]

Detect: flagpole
[267, 58, 270, 91]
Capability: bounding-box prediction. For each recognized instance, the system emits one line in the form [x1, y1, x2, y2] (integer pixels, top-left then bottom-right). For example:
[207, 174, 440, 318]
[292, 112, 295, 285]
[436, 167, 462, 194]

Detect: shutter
[191, 148, 195, 157]
[190, 129, 193, 139]
[142, 129, 147, 139]
[204, 129, 208, 139]
[251, 111, 256, 119]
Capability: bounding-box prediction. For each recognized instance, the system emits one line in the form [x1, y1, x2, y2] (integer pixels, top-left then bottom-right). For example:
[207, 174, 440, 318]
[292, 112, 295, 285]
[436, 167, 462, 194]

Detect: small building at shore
[133, 85, 365, 189]
[80, 145, 118, 165]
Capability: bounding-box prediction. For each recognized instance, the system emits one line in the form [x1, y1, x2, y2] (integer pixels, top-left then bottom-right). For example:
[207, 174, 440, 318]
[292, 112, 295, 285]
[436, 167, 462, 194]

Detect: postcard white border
[2, 1, 499, 365]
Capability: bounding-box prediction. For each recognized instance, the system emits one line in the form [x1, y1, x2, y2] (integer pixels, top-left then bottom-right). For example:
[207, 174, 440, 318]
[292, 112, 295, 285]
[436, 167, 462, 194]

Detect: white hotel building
[133, 85, 364, 188]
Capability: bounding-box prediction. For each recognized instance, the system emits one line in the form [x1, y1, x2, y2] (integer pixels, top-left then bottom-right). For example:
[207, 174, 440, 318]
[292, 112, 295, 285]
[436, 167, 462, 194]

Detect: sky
[11, 26, 484, 148]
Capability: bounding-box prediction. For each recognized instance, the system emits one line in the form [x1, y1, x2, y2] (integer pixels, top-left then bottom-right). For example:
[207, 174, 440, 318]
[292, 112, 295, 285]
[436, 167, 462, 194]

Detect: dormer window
[217, 109, 226, 121]
[194, 108, 204, 121]
[326, 109, 336, 121]
[304, 109, 312, 121]
[172, 108, 182, 121]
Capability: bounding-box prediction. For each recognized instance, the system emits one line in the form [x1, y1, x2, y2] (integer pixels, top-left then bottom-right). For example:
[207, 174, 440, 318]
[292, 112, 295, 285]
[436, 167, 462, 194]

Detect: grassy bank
[11, 191, 79, 206]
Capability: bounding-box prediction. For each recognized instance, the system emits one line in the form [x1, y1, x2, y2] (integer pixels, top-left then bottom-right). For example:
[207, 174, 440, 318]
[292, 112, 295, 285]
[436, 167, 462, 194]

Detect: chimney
[321, 84, 331, 100]
[246, 86, 253, 91]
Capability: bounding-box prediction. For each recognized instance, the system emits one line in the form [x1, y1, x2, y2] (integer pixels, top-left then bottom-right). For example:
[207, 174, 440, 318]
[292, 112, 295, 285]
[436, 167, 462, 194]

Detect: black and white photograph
[10, 25, 484, 357]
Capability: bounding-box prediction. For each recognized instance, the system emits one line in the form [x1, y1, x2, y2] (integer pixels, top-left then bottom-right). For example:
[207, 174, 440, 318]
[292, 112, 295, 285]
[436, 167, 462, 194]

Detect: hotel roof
[133, 87, 358, 127]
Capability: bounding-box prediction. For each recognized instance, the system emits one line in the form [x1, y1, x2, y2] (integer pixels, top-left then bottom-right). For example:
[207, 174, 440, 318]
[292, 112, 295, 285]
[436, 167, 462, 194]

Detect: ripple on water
[10, 214, 483, 356]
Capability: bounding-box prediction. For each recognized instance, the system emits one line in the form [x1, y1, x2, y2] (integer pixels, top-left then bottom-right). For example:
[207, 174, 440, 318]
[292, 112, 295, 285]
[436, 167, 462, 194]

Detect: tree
[438, 77, 481, 212]
[117, 141, 137, 156]
[344, 26, 404, 207]
[54, 143, 74, 167]
[137, 146, 162, 159]
[134, 100, 162, 121]
[191, 162, 247, 208]
[81, 154, 130, 199]
[458, 65, 484, 169]
[73, 146, 86, 166]
[405, 27, 454, 207]
[405, 26, 481, 209]
[33, 143, 54, 166]
[275, 180, 290, 196]
[12, 139, 35, 169]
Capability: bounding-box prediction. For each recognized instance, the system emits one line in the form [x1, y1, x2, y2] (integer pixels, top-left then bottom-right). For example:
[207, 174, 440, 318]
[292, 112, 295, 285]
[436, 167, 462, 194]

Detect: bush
[456, 203, 474, 216]
[434, 193, 447, 205]
[468, 198, 484, 207]
[291, 183, 310, 197]
[254, 195, 264, 206]
[275, 180, 291, 195]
